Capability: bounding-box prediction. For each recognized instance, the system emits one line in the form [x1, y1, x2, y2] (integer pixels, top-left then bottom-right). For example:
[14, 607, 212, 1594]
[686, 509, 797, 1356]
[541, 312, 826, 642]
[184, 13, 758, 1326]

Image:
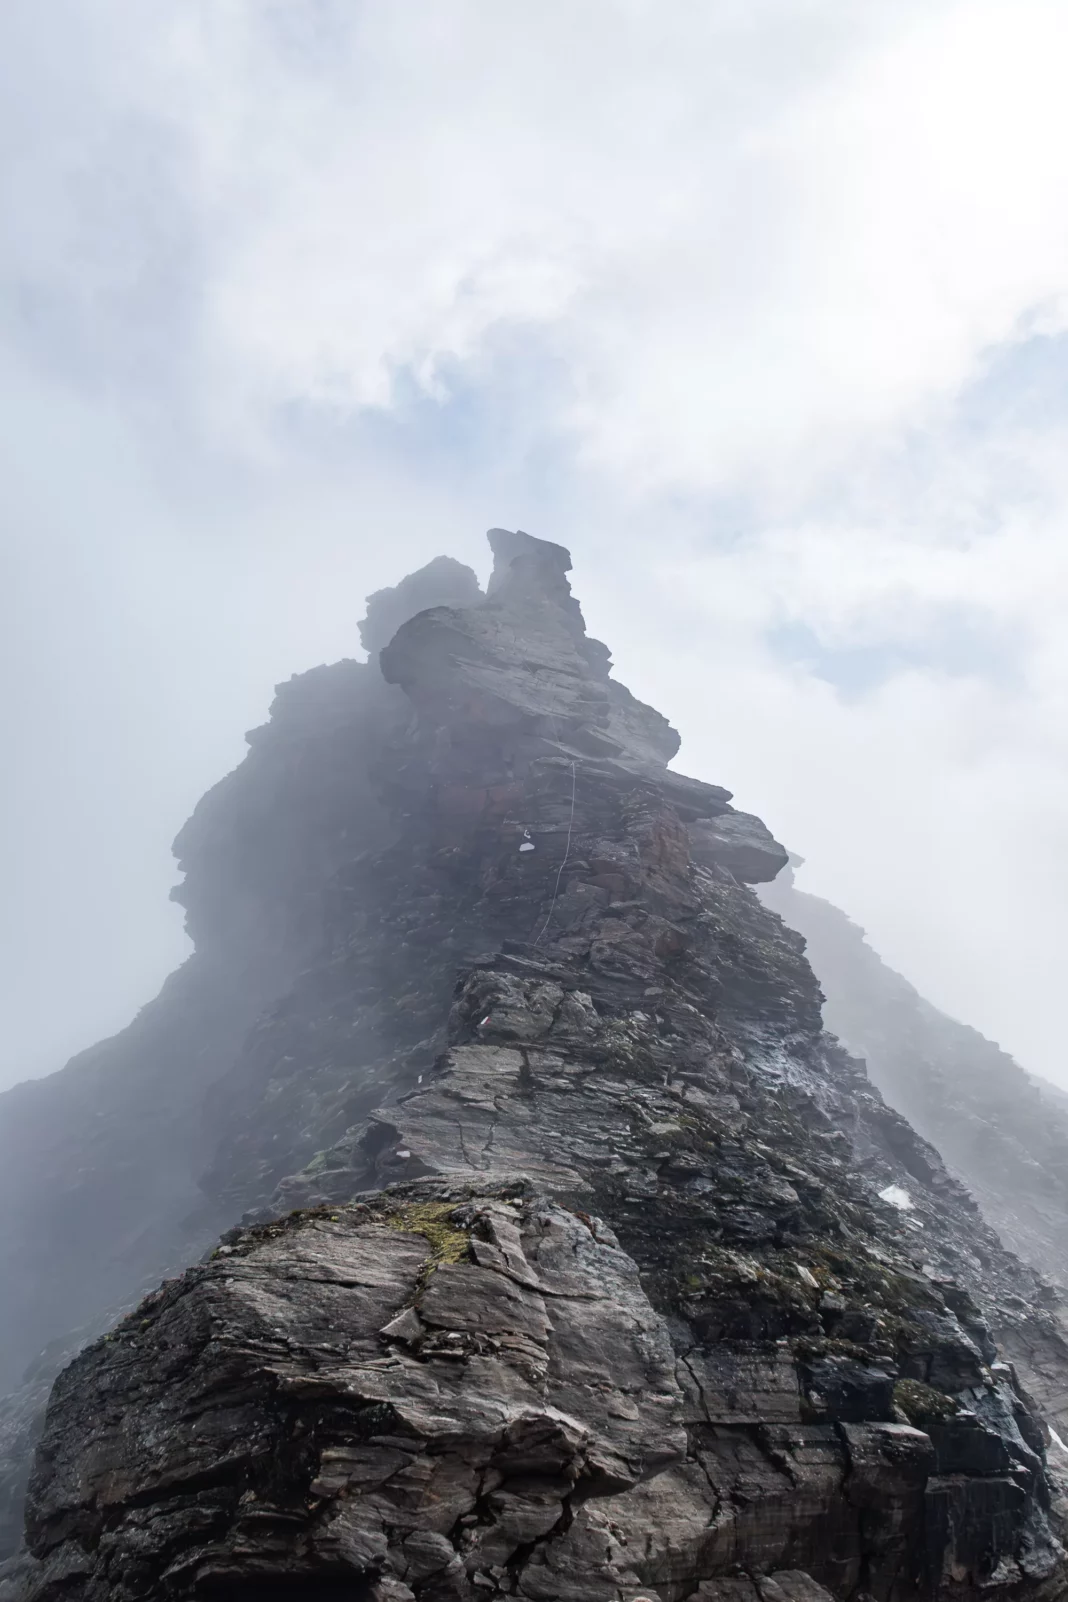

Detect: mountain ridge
[760, 866, 1068, 1295]
[2, 530, 1067, 1602]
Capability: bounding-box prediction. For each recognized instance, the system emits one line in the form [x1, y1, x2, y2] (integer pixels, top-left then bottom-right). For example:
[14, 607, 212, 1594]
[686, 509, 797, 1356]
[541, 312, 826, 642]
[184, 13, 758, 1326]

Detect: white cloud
[117, 0, 1068, 493]
[10, 0, 1068, 489]
[3, 0, 1068, 1087]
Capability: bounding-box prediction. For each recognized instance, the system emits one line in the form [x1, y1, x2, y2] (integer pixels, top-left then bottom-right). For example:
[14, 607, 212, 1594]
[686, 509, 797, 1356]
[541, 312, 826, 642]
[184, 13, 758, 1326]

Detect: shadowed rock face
[4, 532, 1068, 1602]
[0, 561, 483, 1556]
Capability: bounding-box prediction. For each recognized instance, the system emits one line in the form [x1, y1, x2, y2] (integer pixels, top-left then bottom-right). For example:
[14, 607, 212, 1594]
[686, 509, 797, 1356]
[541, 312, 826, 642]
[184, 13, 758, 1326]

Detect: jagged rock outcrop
[688, 813, 789, 886]
[4, 532, 1068, 1601]
[0, 560, 482, 1555]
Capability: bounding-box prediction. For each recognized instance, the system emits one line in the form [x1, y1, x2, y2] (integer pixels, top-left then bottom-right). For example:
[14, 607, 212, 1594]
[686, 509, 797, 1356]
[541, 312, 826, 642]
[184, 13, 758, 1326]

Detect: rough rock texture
[689, 815, 789, 886]
[0, 560, 482, 1546]
[18, 1183, 1057, 1602]
[4, 532, 1068, 1601]
[759, 866, 1068, 1425]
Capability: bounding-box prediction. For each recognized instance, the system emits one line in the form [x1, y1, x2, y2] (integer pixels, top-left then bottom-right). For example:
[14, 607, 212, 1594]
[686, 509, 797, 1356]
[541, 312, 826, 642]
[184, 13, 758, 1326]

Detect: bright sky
[3, 0, 1068, 1087]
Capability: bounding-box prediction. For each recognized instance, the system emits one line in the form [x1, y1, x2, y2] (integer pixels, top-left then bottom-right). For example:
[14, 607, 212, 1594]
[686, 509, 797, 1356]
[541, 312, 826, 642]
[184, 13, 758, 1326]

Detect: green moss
[386, 1201, 471, 1271]
[793, 1334, 879, 1364]
[894, 1378, 959, 1426]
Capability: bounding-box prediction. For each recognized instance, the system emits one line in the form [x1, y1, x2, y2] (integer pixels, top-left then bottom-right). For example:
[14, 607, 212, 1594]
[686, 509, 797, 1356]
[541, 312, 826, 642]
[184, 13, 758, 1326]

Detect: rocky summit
[3, 530, 1068, 1602]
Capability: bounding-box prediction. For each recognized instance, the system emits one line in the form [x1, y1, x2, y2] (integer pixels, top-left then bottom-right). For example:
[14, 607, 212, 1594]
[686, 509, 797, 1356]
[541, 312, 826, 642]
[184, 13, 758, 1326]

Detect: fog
[4, 0, 1068, 1090]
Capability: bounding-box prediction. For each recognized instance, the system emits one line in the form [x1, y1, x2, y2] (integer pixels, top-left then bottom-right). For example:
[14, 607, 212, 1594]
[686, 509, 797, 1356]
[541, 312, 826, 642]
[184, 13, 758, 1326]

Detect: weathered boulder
[689, 811, 790, 884]
[20, 1188, 686, 1600]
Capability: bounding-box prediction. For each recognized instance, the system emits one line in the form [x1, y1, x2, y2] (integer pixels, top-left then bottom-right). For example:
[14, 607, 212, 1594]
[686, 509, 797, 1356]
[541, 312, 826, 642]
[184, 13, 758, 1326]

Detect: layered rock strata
[4, 531, 1068, 1602]
[0, 559, 481, 1554]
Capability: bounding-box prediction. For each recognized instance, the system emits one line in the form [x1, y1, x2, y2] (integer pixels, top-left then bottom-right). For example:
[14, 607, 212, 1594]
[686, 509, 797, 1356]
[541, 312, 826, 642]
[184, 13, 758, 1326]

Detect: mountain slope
[0, 559, 481, 1556]
[760, 866, 1068, 1293]
[3, 532, 1068, 1601]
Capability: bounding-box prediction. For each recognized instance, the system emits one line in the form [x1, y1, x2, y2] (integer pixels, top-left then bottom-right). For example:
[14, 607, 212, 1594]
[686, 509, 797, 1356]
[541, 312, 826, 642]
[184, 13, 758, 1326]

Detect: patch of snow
[879, 1184, 914, 1211]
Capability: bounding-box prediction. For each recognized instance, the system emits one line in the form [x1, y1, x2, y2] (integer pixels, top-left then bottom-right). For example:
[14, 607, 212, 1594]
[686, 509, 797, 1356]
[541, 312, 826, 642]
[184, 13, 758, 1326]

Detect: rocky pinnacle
[4, 531, 1068, 1602]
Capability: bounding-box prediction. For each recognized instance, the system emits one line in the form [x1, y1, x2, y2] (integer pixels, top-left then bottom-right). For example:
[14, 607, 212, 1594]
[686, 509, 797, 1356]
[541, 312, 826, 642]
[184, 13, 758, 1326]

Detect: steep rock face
[9, 532, 1068, 1602]
[170, 556, 481, 977]
[0, 562, 481, 1554]
[758, 869, 1068, 1323]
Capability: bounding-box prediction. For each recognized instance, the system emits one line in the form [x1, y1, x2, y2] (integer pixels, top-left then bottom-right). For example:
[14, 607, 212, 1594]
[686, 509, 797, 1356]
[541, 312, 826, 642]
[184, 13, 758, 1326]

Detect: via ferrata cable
[533, 759, 577, 946]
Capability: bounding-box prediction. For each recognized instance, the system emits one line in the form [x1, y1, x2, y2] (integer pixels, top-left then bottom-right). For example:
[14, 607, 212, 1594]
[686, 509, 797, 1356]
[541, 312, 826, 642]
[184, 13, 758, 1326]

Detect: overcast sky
[3, 0, 1068, 1090]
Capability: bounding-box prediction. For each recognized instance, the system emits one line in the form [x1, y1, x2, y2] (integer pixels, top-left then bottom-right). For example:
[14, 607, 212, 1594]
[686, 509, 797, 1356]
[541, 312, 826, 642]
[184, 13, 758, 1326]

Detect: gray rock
[690, 809, 790, 883]
[4, 530, 1068, 1601]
